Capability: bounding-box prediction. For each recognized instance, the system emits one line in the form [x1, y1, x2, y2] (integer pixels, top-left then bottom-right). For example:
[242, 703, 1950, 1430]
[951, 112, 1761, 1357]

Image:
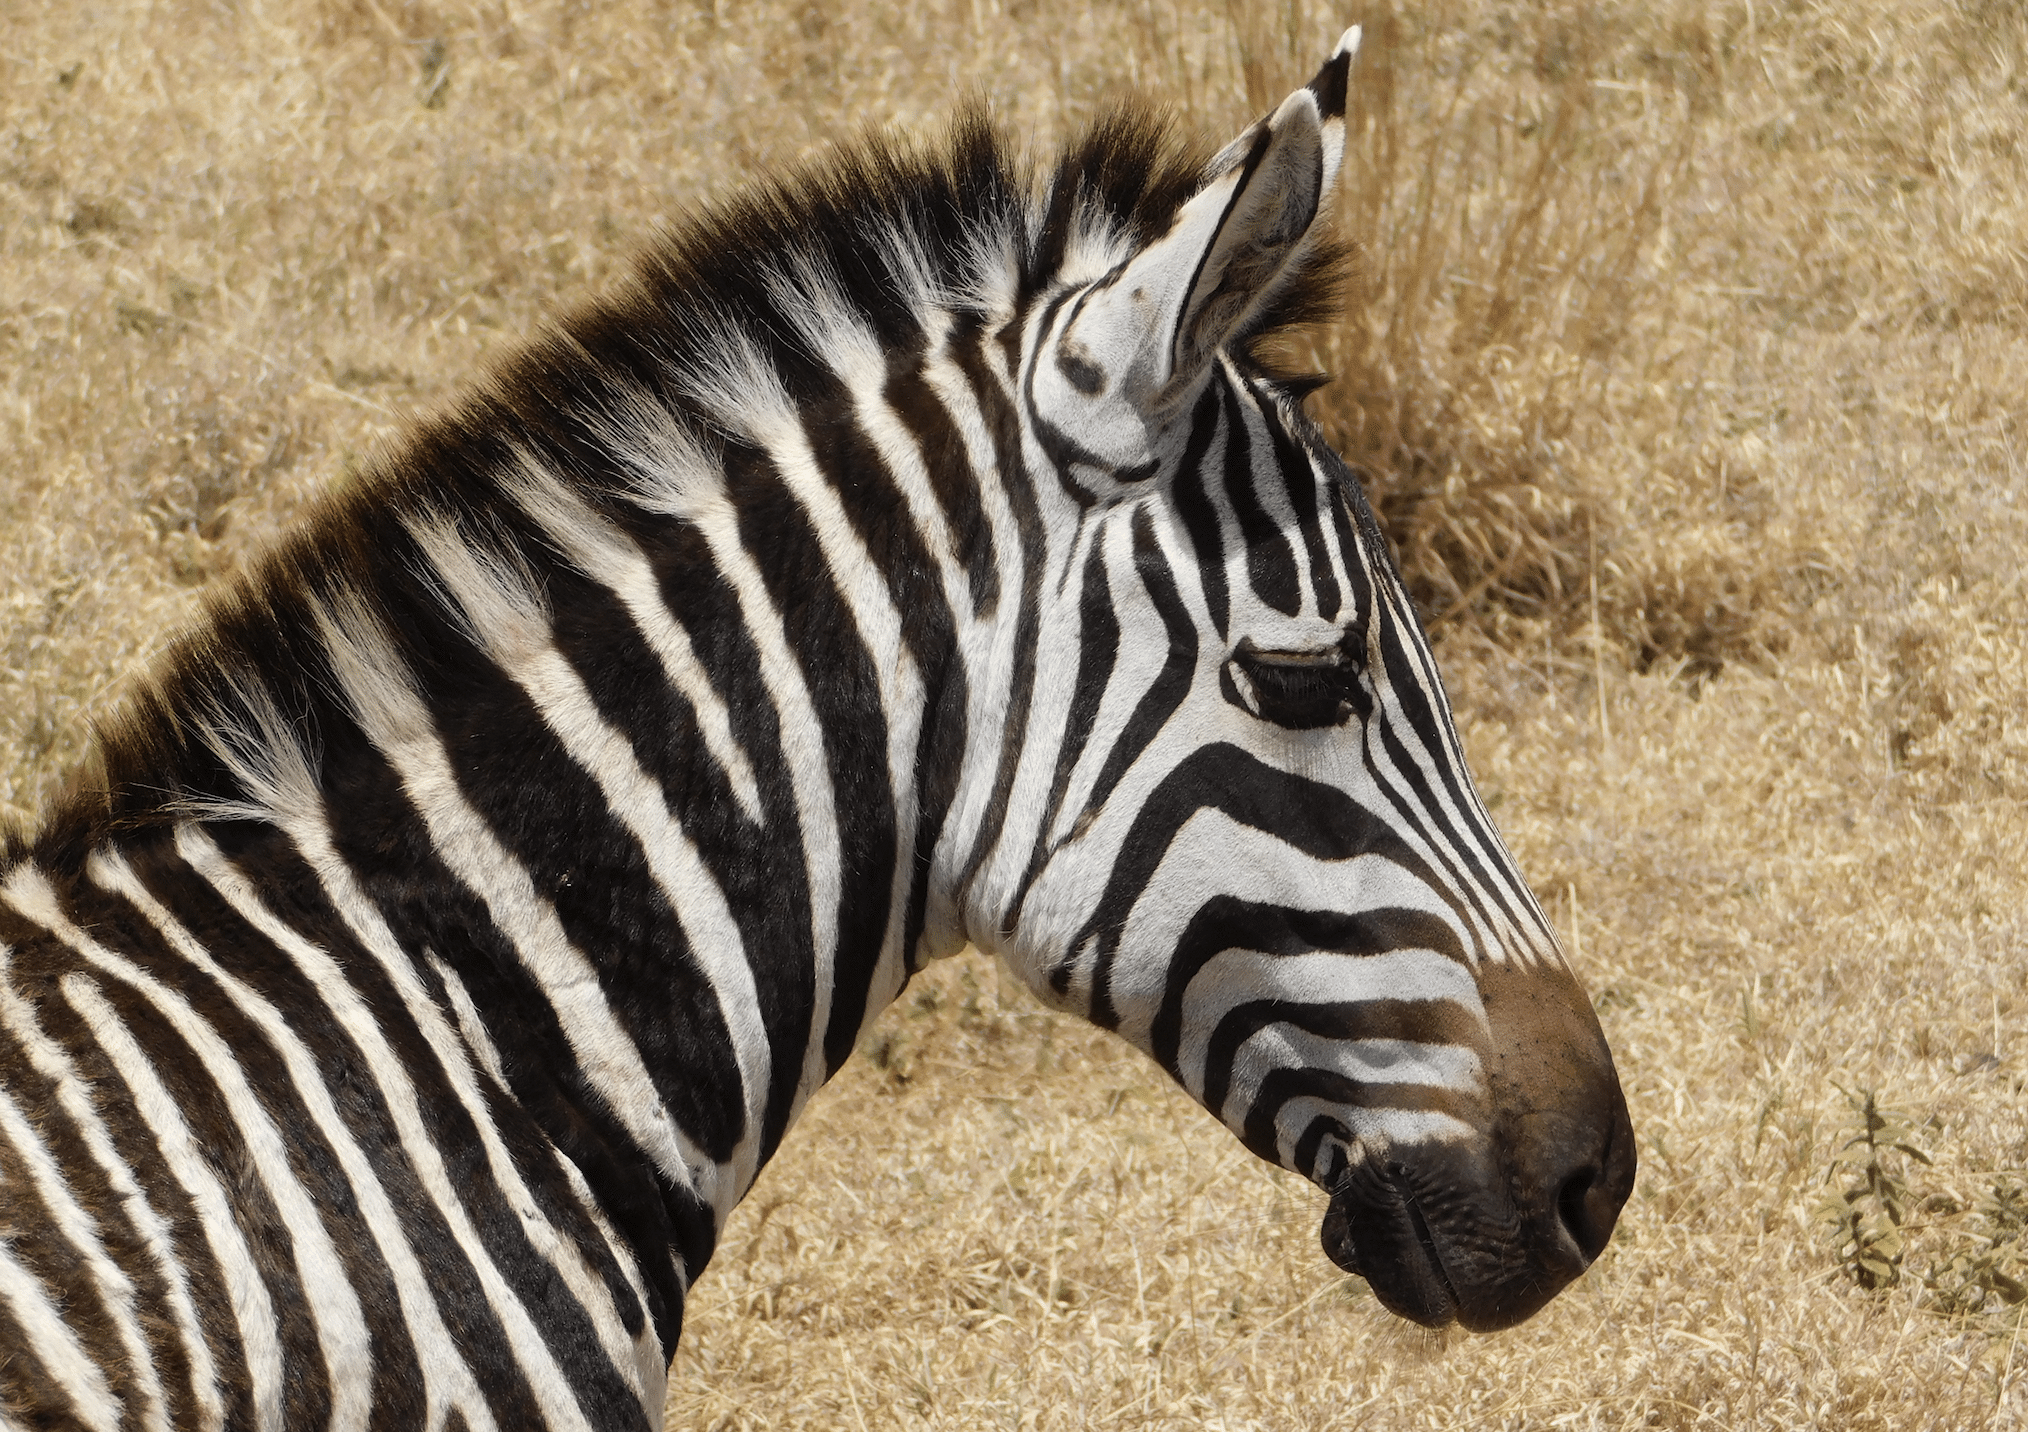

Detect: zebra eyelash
[1246, 645, 1345, 669]
[1223, 638, 1358, 730]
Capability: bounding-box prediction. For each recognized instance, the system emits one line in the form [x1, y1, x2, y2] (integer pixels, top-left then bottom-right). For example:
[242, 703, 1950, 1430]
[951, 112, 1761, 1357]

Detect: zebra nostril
[1555, 1165, 1606, 1262]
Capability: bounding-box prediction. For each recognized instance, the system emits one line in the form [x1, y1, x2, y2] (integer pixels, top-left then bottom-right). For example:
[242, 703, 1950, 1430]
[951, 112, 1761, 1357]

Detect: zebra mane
[9, 100, 1345, 873]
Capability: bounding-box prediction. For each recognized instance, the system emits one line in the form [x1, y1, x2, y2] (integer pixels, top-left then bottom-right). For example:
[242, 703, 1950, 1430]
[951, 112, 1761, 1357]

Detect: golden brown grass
[6, 0, 2028, 1426]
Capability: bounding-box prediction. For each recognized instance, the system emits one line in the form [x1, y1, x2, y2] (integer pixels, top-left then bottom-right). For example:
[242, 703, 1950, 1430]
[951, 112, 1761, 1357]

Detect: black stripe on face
[1196, 996, 1486, 1126]
[1241, 1068, 1469, 1171]
[1045, 505, 1198, 1000]
[1325, 470, 1364, 619]
[1248, 380, 1339, 620]
[1169, 385, 1230, 640]
[1321, 478, 1540, 959]
[1357, 585, 1536, 955]
[1149, 900, 1468, 1076]
[1383, 589, 1545, 944]
[1082, 506, 1199, 824]
[1219, 381, 1301, 617]
[1079, 745, 1470, 1032]
[1292, 1116, 1351, 1190]
[1006, 528, 1117, 940]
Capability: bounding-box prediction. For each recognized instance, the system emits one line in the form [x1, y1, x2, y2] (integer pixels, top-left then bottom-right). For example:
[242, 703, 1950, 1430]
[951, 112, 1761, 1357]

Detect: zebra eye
[1223, 639, 1356, 729]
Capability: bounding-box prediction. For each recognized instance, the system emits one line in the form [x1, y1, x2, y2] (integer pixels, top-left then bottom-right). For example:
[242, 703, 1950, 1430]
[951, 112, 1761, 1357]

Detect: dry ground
[5, 0, 2028, 1426]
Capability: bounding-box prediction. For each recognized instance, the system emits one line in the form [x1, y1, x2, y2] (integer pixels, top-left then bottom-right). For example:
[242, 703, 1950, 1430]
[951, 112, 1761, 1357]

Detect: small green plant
[1817, 1086, 1932, 1291]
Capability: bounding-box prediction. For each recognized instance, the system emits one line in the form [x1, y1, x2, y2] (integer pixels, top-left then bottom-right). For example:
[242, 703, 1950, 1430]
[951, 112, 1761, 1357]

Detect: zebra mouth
[1319, 1166, 1461, 1328]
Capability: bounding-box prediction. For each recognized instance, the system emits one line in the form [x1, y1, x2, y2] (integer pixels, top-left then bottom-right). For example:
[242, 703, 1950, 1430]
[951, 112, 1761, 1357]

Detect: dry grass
[6, 0, 2028, 1426]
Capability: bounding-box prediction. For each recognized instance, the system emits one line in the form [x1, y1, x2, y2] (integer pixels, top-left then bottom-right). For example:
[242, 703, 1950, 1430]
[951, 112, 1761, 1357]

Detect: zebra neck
[341, 445, 982, 1289]
[19, 264, 1045, 1354]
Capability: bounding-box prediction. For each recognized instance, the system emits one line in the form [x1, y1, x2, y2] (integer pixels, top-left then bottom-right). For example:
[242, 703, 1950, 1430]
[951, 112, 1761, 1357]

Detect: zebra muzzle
[1318, 957, 1639, 1332]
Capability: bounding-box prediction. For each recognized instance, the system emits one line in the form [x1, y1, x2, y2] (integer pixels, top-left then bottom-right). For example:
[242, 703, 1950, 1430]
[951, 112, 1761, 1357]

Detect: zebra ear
[1052, 27, 1358, 414]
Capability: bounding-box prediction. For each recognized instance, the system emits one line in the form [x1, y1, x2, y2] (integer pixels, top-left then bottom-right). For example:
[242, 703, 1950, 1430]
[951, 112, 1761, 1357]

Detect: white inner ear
[1171, 88, 1325, 378]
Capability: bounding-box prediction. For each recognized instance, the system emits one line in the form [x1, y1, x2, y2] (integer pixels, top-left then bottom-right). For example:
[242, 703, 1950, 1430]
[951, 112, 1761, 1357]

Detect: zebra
[0, 26, 1633, 1431]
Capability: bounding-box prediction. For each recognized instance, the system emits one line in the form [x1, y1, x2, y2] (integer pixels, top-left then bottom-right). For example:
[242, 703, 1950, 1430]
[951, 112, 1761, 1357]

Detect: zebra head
[956, 29, 1636, 1331]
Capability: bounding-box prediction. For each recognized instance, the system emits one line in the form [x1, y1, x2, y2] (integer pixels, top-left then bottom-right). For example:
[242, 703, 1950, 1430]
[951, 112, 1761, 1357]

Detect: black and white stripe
[0, 27, 1632, 1429]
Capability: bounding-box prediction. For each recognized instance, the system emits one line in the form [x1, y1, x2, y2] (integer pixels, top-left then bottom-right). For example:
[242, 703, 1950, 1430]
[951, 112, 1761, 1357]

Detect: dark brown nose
[1554, 1102, 1634, 1264]
[1470, 952, 1636, 1326]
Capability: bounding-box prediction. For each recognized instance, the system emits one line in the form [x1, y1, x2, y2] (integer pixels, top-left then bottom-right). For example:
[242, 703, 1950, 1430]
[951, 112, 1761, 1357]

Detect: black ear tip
[1307, 25, 1361, 121]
